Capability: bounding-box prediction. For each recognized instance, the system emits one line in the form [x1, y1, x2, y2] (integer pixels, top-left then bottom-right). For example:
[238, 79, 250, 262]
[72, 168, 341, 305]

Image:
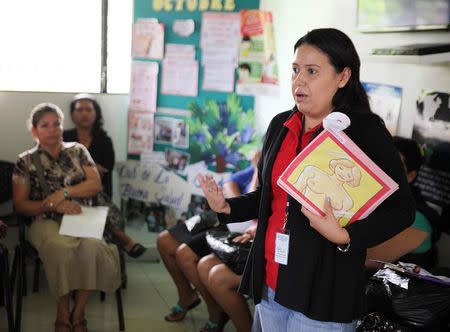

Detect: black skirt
[169, 222, 228, 258]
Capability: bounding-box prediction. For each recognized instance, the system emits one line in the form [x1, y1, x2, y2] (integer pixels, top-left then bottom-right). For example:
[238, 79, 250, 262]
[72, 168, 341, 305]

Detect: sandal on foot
[54, 320, 71, 332]
[127, 243, 147, 258]
[164, 298, 202, 322]
[200, 320, 222, 332]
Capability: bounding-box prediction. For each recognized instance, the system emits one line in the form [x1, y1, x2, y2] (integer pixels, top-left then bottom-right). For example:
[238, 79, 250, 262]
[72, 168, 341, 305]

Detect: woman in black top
[64, 94, 146, 258]
[197, 28, 415, 331]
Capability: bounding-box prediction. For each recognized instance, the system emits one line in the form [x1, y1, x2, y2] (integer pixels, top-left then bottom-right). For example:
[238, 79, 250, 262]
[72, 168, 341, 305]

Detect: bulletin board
[131, 0, 260, 169]
[133, 0, 258, 108]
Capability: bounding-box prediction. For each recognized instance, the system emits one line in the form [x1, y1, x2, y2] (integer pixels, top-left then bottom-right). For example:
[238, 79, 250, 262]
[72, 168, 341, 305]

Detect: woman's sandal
[127, 243, 147, 258]
[54, 320, 71, 332]
[199, 320, 222, 332]
[164, 297, 202, 322]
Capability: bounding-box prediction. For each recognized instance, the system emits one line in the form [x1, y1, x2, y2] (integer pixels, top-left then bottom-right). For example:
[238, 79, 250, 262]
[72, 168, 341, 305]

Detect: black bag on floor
[357, 312, 411, 332]
[206, 229, 251, 275]
[366, 267, 450, 330]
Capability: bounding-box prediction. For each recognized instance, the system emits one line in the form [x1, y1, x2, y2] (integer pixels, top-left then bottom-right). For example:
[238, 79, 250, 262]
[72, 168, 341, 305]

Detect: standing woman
[197, 28, 415, 331]
[13, 103, 120, 332]
[64, 94, 146, 258]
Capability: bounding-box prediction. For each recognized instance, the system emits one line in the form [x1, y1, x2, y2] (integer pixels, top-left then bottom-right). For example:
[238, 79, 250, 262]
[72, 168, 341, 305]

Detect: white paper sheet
[226, 220, 255, 233]
[59, 206, 109, 240]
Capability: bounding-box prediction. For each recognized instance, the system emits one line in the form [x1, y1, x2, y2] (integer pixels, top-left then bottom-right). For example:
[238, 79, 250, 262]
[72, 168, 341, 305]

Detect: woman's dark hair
[70, 93, 107, 136]
[294, 28, 370, 113]
[393, 136, 424, 172]
[28, 103, 64, 130]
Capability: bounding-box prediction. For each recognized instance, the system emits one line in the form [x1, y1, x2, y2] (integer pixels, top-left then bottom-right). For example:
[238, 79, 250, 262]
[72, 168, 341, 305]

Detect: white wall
[0, 91, 129, 204]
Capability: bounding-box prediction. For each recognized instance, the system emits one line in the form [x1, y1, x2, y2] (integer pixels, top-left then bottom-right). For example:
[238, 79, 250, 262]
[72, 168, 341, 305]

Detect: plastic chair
[11, 215, 126, 331]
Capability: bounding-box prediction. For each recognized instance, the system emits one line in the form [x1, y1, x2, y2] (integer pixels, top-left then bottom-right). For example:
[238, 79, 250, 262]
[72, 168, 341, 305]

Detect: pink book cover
[277, 129, 398, 226]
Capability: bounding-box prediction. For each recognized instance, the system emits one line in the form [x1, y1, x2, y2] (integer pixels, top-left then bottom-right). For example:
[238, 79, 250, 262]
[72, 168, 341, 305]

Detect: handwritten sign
[185, 161, 231, 196]
[117, 160, 191, 210]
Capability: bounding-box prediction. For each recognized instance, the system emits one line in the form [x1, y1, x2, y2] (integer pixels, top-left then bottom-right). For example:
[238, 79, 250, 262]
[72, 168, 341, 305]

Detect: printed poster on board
[236, 10, 279, 96]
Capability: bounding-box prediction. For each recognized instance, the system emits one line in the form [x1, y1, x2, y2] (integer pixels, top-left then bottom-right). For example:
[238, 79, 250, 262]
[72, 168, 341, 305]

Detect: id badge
[274, 230, 290, 265]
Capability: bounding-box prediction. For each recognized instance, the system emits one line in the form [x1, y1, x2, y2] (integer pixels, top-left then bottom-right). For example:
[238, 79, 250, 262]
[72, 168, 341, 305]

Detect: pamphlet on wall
[131, 18, 164, 60]
[161, 43, 199, 97]
[129, 61, 159, 112]
[201, 12, 240, 92]
[128, 110, 154, 154]
[277, 113, 398, 227]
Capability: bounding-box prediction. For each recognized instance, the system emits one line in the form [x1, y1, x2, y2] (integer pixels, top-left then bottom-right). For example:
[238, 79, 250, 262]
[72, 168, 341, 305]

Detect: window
[0, 0, 132, 93]
[107, 0, 132, 94]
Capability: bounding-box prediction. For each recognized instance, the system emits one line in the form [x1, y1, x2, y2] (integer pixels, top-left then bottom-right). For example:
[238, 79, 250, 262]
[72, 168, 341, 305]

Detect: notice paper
[59, 206, 109, 240]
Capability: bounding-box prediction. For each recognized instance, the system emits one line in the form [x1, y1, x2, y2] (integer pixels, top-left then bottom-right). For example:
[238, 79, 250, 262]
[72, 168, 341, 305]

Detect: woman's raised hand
[196, 174, 230, 214]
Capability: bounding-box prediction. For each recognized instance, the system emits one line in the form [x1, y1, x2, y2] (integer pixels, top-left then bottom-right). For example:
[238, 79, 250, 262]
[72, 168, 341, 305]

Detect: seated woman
[63, 93, 146, 258]
[366, 136, 436, 270]
[13, 103, 121, 332]
[157, 201, 223, 327]
[194, 155, 259, 332]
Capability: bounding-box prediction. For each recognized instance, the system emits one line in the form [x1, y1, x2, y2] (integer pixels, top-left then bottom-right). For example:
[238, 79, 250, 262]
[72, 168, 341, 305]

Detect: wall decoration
[362, 82, 402, 135]
[412, 90, 450, 232]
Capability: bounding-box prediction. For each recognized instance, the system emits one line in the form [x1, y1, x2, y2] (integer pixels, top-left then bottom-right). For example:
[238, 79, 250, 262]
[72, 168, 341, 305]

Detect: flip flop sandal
[200, 320, 222, 332]
[127, 243, 147, 258]
[164, 298, 202, 322]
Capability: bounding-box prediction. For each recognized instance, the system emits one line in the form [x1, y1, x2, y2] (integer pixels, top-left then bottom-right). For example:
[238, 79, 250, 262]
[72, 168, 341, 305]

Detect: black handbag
[205, 229, 252, 275]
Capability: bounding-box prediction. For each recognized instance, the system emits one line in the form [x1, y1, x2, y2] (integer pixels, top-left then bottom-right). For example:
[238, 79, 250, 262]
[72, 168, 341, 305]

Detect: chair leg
[10, 247, 18, 295]
[32, 258, 40, 293]
[0, 253, 4, 307]
[119, 250, 127, 290]
[1, 246, 15, 332]
[20, 246, 27, 297]
[100, 291, 106, 302]
[2, 247, 15, 332]
[115, 288, 125, 331]
[15, 245, 24, 332]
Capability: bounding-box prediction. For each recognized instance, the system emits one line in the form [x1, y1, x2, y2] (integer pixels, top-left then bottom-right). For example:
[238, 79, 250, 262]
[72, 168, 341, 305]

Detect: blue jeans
[252, 286, 357, 332]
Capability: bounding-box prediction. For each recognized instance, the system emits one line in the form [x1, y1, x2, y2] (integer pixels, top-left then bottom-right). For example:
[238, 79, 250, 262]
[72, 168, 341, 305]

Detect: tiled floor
[0, 219, 241, 332]
[0, 259, 239, 332]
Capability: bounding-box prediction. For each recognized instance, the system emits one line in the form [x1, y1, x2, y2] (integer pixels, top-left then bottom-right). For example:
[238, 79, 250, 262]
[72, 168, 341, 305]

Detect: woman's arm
[365, 226, 428, 269]
[13, 181, 51, 216]
[293, 166, 315, 192]
[44, 166, 102, 207]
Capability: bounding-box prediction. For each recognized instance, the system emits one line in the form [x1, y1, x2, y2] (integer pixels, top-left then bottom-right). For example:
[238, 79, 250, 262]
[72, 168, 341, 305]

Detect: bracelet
[337, 241, 350, 253]
[63, 187, 70, 198]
